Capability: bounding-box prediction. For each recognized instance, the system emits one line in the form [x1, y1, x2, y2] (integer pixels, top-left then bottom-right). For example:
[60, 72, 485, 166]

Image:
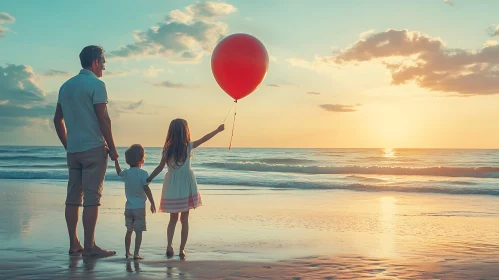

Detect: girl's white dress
[159, 142, 202, 213]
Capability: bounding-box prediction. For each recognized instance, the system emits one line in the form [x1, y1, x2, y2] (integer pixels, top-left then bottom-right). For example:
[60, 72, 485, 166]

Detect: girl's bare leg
[166, 213, 179, 256]
[179, 210, 189, 258]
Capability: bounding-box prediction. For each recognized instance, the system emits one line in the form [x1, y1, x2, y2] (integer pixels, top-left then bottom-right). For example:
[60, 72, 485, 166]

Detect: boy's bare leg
[166, 213, 179, 256]
[179, 211, 189, 258]
[125, 231, 133, 258]
[66, 205, 83, 254]
[134, 231, 143, 259]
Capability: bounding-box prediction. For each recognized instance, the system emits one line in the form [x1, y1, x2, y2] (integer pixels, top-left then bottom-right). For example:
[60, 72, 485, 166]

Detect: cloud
[0, 117, 29, 132]
[0, 64, 64, 134]
[335, 29, 499, 95]
[108, 99, 158, 118]
[484, 40, 498, 48]
[153, 80, 189, 88]
[0, 63, 61, 132]
[0, 12, 15, 38]
[43, 69, 72, 77]
[125, 99, 144, 110]
[359, 29, 376, 38]
[286, 57, 329, 72]
[0, 104, 53, 118]
[110, 2, 236, 63]
[489, 25, 499, 37]
[319, 104, 359, 113]
[0, 114, 53, 133]
[143, 66, 164, 77]
[307, 91, 321, 95]
[0, 12, 15, 23]
[0, 64, 45, 104]
[266, 82, 299, 88]
[286, 57, 317, 71]
[173, 1, 236, 22]
[292, 29, 499, 96]
[105, 70, 131, 77]
[443, 0, 453, 6]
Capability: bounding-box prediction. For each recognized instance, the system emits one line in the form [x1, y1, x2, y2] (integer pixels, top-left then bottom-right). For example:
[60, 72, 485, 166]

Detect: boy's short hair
[125, 144, 145, 166]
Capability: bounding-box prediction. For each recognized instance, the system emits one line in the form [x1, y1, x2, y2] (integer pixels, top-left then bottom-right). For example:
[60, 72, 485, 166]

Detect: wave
[1, 170, 498, 196]
[195, 176, 499, 196]
[0, 164, 69, 169]
[0, 162, 159, 169]
[0, 155, 66, 162]
[0, 147, 51, 153]
[418, 211, 499, 217]
[246, 158, 316, 165]
[204, 162, 499, 178]
[428, 180, 477, 186]
[346, 175, 387, 182]
[362, 156, 421, 162]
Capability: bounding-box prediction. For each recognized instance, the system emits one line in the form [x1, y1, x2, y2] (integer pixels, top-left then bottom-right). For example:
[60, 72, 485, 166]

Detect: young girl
[147, 119, 224, 258]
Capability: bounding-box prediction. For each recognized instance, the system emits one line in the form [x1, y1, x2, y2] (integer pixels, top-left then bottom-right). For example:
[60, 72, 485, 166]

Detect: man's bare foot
[166, 246, 174, 257]
[83, 245, 116, 258]
[179, 249, 186, 259]
[133, 255, 143, 260]
[126, 252, 132, 259]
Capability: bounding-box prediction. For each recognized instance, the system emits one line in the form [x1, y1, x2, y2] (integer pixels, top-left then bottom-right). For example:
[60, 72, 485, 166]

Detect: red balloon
[211, 33, 269, 101]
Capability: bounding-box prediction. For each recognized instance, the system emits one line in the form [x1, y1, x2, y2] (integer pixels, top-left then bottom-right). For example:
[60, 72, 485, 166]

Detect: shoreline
[1, 180, 499, 279]
[3, 250, 499, 279]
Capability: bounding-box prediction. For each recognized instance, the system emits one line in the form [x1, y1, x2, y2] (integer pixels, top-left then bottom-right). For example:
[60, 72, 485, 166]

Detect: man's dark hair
[79, 45, 104, 68]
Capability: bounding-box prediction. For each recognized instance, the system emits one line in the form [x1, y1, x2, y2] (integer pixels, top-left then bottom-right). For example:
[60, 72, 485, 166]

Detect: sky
[1, 0, 499, 148]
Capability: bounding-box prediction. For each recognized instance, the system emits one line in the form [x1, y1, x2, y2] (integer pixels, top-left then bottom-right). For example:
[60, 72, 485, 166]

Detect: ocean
[2, 146, 499, 279]
[1, 146, 498, 196]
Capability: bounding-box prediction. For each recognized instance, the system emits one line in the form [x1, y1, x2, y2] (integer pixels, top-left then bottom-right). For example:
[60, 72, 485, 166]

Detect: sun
[382, 148, 396, 158]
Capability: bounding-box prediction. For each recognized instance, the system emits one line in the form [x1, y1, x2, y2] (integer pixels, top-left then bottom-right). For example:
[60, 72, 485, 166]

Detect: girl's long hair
[163, 119, 191, 168]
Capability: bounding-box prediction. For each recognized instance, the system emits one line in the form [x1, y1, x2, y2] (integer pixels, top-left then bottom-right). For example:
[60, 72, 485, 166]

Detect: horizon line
[0, 144, 498, 150]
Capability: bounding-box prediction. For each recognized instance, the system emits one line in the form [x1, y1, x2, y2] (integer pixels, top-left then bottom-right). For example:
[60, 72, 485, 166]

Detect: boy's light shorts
[124, 208, 147, 232]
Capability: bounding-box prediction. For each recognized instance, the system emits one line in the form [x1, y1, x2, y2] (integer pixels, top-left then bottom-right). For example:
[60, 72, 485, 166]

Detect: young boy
[115, 144, 156, 259]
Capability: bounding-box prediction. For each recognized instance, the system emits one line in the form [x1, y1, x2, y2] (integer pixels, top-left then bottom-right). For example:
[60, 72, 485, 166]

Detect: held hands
[108, 148, 119, 161]
[217, 124, 225, 132]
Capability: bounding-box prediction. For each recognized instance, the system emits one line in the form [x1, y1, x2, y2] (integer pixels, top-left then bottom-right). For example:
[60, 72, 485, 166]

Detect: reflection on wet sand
[1, 181, 499, 279]
[126, 259, 141, 273]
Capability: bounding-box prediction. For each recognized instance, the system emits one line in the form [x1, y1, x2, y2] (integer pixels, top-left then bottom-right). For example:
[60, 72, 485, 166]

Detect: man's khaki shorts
[124, 208, 147, 232]
[65, 146, 108, 207]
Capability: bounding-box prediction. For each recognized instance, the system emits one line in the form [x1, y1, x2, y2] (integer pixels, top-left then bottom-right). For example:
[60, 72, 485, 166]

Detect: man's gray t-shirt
[57, 69, 107, 153]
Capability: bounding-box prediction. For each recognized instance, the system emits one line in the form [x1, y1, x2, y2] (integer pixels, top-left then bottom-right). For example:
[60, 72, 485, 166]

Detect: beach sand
[1, 179, 499, 279]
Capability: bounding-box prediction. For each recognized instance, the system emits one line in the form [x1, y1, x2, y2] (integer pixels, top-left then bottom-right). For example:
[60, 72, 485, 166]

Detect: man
[54, 45, 118, 257]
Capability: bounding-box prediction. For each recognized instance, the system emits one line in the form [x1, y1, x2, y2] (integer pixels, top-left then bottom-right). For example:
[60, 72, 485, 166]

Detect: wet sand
[1, 179, 498, 279]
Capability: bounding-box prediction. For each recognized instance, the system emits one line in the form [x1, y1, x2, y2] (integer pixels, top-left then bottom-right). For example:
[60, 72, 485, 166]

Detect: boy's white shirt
[119, 167, 149, 209]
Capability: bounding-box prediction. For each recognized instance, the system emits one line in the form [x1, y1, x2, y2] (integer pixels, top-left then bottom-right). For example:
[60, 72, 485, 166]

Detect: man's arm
[94, 103, 118, 161]
[53, 104, 67, 150]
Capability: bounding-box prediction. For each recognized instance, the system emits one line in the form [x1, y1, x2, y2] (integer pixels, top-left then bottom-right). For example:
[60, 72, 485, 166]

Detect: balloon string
[228, 100, 237, 150]
[222, 101, 236, 124]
